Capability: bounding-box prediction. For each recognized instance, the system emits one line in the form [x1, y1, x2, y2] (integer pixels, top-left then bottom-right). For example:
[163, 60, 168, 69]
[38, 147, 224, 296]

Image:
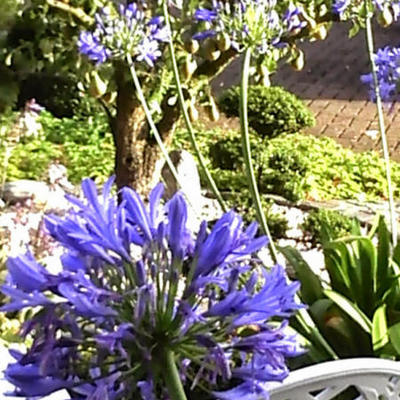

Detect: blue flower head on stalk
[193, 0, 307, 55]
[361, 45, 400, 103]
[1, 177, 303, 400]
[332, 0, 400, 20]
[78, 2, 168, 65]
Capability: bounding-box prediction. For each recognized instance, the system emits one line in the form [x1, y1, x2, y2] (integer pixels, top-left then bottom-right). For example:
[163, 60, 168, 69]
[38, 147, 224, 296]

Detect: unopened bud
[313, 24, 328, 41]
[206, 96, 220, 121]
[377, 6, 393, 27]
[184, 55, 197, 79]
[184, 38, 200, 54]
[188, 102, 199, 122]
[216, 33, 231, 52]
[291, 50, 305, 71]
[88, 71, 107, 98]
[203, 39, 221, 61]
[102, 91, 116, 104]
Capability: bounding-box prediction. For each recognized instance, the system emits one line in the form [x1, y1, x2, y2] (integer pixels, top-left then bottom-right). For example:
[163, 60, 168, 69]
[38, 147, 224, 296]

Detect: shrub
[281, 217, 400, 361]
[0, 111, 114, 185]
[173, 126, 400, 224]
[301, 209, 356, 245]
[218, 85, 315, 138]
[17, 73, 99, 118]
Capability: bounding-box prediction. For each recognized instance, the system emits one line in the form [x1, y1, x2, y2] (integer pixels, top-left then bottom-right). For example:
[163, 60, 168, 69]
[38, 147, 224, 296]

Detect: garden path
[211, 22, 400, 161]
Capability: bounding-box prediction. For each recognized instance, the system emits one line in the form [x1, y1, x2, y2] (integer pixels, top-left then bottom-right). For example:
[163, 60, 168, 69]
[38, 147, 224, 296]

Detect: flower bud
[377, 6, 393, 28]
[291, 50, 305, 71]
[216, 33, 231, 52]
[188, 101, 199, 122]
[205, 96, 220, 122]
[102, 91, 116, 104]
[88, 71, 107, 98]
[184, 55, 197, 79]
[184, 38, 200, 54]
[313, 25, 328, 41]
[318, 4, 329, 17]
[203, 39, 221, 61]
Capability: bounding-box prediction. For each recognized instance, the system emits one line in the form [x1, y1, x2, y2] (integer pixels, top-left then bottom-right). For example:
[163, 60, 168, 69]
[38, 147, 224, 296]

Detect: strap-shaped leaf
[279, 246, 324, 305]
[389, 322, 400, 356]
[372, 304, 389, 351]
[324, 289, 372, 334]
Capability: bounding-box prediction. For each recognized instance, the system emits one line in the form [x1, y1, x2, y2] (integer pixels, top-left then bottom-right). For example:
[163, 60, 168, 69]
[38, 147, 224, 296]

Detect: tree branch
[45, 0, 93, 25]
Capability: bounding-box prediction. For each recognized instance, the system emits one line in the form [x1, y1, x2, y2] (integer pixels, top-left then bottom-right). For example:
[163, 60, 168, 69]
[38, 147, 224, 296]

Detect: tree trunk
[112, 64, 179, 195]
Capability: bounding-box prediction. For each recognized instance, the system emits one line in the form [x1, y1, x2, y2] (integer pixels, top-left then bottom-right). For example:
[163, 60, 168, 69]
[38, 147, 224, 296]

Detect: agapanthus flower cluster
[78, 2, 168, 66]
[1, 177, 303, 399]
[361, 45, 400, 102]
[193, 0, 307, 55]
[332, 0, 400, 21]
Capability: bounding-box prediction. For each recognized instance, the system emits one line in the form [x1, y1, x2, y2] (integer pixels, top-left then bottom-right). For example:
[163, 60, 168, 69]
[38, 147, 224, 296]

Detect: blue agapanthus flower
[1, 177, 303, 399]
[361, 45, 400, 103]
[332, 0, 351, 16]
[332, 0, 400, 20]
[78, 3, 168, 65]
[193, 0, 307, 55]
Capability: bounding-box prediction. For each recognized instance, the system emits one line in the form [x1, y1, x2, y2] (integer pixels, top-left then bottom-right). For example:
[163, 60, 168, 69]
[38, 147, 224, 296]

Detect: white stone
[161, 150, 204, 229]
[1, 180, 50, 204]
[48, 163, 74, 192]
[1, 180, 70, 211]
[161, 150, 202, 205]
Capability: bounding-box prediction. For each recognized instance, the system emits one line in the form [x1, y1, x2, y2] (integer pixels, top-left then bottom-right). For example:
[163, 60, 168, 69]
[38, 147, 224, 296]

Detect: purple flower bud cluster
[193, 0, 307, 55]
[1, 177, 303, 399]
[78, 2, 169, 66]
[361, 45, 400, 102]
[332, 0, 400, 20]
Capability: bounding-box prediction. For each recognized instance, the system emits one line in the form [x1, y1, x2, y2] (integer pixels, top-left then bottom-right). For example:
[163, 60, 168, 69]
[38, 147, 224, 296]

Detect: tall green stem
[365, 14, 397, 246]
[126, 54, 198, 215]
[239, 48, 278, 262]
[161, 349, 188, 400]
[238, 50, 337, 357]
[162, 1, 228, 212]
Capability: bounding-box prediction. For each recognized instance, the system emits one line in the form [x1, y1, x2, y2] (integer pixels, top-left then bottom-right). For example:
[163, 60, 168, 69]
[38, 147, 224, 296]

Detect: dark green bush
[18, 73, 99, 118]
[301, 209, 356, 245]
[218, 85, 315, 138]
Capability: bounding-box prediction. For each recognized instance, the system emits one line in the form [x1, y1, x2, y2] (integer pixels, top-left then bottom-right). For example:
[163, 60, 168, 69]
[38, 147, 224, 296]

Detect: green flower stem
[162, 349, 188, 400]
[239, 49, 338, 358]
[162, 1, 228, 212]
[365, 13, 397, 246]
[239, 48, 278, 262]
[126, 54, 199, 216]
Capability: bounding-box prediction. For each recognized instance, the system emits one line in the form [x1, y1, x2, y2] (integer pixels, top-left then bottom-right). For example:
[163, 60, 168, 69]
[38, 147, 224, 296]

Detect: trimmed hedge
[218, 85, 315, 138]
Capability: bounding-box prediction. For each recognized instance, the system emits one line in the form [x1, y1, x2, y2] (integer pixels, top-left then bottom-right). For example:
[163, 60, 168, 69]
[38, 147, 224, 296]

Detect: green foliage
[7, 139, 64, 181]
[18, 73, 100, 118]
[39, 110, 109, 144]
[302, 209, 356, 246]
[0, 0, 114, 115]
[0, 111, 114, 185]
[266, 211, 290, 239]
[63, 134, 115, 184]
[281, 217, 400, 361]
[174, 127, 400, 204]
[218, 85, 315, 139]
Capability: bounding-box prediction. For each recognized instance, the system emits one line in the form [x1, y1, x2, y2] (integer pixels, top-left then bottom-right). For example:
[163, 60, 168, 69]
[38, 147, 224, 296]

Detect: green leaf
[348, 22, 360, 38]
[324, 289, 372, 333]
[388, 322, 400, 355]
[279, 246, 324, 304]
[372, 305, 389, 351]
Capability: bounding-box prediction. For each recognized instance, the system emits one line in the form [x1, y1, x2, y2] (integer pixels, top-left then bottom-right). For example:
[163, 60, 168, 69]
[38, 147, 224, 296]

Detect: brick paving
[212, 22, 400, 161]
[272, 22, 400, 161]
